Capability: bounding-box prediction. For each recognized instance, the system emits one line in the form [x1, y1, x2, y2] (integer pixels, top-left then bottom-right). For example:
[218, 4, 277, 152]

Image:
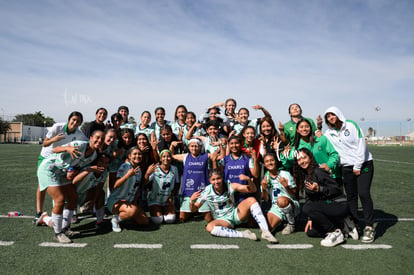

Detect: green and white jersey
[262, 170, 297, 204]
[37, 141, 98, 190]
[147, 165, 179, 205]
[107, 162, 142, 206]
[76, 169, 108, 195]
[198, 183, 236, 220]
[151, 120, 172, 140]
[203, 136, 222, 154]
[102, 141, 117, 158]
[171, 121, 186, 138]
[76, 169, 108, 205]
[135, 124, 155, 140]
[233, 119, 259, 136]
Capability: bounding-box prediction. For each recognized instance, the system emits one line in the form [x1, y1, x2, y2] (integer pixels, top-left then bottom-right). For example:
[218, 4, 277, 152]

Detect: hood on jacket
[324, 106, 346, 129]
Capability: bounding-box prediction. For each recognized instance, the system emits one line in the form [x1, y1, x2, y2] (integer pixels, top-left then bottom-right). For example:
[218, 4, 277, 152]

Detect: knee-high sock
[52, 213, 63, 234]
[95, 207, 105, 223]
[211, 226, 243, 238]
[280, 203, 295, 225]
[250, 202, 269, 231]
[62, 208, 74, 229]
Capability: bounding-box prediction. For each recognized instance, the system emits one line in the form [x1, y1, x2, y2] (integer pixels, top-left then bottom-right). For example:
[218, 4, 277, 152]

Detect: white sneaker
[320, 229, 344, 247]
[241, 230, 257, 241]
[62, 227, 81, 237]
[361, 226, 375, 243]
[261, 230, 278, 244]
[343, 216, 359, 240]
[281, 224, 295, 235]
[111, 215, 122, 233]
[54, 232, 72, 243]
[35, 212, 47, 226]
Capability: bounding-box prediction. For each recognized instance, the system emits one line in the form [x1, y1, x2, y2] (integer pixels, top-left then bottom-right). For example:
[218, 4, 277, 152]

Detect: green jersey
[198, 183, 236, 220]
[283, 117, 317, 145]
[147, 165, 179, 205]
[263, 170, 297, 204]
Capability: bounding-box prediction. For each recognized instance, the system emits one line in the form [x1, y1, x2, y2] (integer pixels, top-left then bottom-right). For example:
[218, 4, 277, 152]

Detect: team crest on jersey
[344, 129, 350, 136]
[318, 146, 322, 151]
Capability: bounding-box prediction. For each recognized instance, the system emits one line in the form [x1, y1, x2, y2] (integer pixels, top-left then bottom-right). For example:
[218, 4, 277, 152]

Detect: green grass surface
[0, 144, 413, 274]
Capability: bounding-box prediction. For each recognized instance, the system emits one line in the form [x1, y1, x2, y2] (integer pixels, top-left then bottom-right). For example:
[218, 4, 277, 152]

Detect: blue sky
[1, 0, 413, 136]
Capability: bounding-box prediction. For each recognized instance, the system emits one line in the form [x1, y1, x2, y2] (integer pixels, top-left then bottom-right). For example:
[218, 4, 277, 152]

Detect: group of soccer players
[34, 99, 376, 247]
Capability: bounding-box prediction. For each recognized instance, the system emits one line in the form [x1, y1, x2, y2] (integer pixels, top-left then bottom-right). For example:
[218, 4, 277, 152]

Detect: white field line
[0, 241, 14, 246]
[191, 244, 239, 249]
[375, 159, 414, 165]
[39, 242, 87, 248]
[114, 244, 162, 249]
[341, 244, 392, 250]
[267, 244, 313, 249]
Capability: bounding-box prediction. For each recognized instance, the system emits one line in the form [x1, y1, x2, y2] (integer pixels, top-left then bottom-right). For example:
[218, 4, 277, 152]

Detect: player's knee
[164, 214, 176, 224]
[277, 196, 289, 208]
[150, 215, 163, 225]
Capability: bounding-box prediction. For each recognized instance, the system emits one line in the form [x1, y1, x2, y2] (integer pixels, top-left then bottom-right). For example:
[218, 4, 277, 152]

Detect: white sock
[62, 208, 74, 229]
[163, 214, 176, 224]
[43, 215, 53, 227]
[52, 213, 63, 234]
[211, 226, 243, 238]
[96, 207, 105, 223]
[280, 203, 295, 225]
[250, 202, 269, 232]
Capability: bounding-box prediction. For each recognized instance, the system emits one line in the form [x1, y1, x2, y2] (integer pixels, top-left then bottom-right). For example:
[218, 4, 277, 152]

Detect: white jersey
[198, 183, 236, 220]
[147, 165, 179, 205]
[40, 123, 88, 158]
[135, 124, 155, 140]
[263, 170, 297, 204]
[151, 120, 172, 140]
[108, 162, 142, 205]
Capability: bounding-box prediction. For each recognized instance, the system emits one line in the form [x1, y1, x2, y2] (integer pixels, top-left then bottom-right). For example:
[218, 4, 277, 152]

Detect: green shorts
[268, 199, 300, 221]
[37, 162, 71, 191]
[180, 197, 210, 213]
[215, 208, 244, 228]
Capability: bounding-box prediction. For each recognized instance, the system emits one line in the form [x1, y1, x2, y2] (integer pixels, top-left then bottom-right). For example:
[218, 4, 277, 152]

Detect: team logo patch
[318, 146, 322, 151]
[344, 129, 350, 136]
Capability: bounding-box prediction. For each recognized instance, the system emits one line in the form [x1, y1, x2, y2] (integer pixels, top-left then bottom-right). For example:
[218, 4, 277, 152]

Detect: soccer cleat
[62, 227, 81, 237]
[54, 232, 72, 243]
[111, 216, 122, 233]
[241, 230, 257, 241]
[342, 216, 359, 240]
[261, 230, 278, 244]
[320, 229, 344, 247]
[361, 226, 375, 243]
[35, 212, 47, 226]
[281, 223, 295, 235]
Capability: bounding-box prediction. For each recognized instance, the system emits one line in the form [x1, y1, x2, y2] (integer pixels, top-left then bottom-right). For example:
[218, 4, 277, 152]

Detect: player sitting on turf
[189, 169, 278, 243]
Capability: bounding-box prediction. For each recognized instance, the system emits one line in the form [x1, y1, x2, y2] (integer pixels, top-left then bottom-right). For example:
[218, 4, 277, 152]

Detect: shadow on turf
[70, 219, 160, 240]
[372, 209, 398, 240]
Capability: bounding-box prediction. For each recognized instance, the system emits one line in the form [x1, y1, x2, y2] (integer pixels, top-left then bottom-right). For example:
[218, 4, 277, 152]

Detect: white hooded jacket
[323, 106, 372, 170]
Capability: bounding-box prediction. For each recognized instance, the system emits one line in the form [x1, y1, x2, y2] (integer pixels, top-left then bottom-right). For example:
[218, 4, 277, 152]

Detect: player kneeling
[190, 169, 278, 243]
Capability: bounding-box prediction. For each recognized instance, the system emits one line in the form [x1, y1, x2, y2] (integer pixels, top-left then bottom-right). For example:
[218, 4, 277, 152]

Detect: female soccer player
[135, 111, 155, 141]
[37, 130, 104, 243]
[151, 107, 171, 141]
[171, 105, 187, 139]
[324, 106, 375, 243]
[189, 169, 277, 243]
[34, 111, 88, 224]
[292, 148, 351, 247]
[232, 105, 271, 136]
[144, 150, 180, 224]
[261, 153, 299, 235]
[84, 107, 108, 138]
[107, 147, 149, 232]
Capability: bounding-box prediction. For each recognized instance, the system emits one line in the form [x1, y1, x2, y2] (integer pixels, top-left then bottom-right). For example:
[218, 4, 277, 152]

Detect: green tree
[13, 111, 55, 127]
[0, 118, 11, 142]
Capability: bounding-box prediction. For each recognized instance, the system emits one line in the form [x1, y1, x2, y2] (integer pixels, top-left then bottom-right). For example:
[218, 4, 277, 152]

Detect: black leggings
[302, 199, 348, 237]
[342, 160, 374, 226]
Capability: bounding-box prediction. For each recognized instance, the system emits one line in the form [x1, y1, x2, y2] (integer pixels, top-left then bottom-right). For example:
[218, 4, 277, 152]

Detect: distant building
[1, 122, 47, 143]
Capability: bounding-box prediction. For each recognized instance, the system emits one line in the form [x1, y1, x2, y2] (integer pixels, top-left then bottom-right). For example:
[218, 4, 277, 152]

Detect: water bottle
[8, 211, 21, 217]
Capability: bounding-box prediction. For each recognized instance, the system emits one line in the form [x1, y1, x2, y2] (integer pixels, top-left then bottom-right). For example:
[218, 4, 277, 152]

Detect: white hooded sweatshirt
[323, 106, 372, 171]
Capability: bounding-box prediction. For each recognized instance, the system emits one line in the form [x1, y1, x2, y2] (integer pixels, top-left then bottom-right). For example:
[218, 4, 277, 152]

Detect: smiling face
[176, 107, 187, 122]
[188, 142, 201, 156]
[228, 138, 241, 154]
[225, 100, 236, 115]
[210, 174, 224, 192]
[136, 134, 148, 149]
[185, 113, 195, 127]
[289, 104, 302, 117]
[155, 109, 165, 123]
[161, 129, 172, 142]
[297, 151, 311, 170]
[208, 109, 218, 121]
[67, 115, 82, 132]
[326, 112, 338, 125]
[119, 109, 129, 122]
[96, 109, 107, 124]
[238, 108, 249, 124]
[90, 131, 104, 150]
[104, 130, 117, 146]
[207, 125, 218, 138]
[263, 154, 277, 172]
[160, 151, 172, 166]
[243, 127, 255, 144]
[296, 120, 311, 138]
[129, 148, 143, 166]
[260, 120, 273, 137]
[141, 112, 151, 127]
